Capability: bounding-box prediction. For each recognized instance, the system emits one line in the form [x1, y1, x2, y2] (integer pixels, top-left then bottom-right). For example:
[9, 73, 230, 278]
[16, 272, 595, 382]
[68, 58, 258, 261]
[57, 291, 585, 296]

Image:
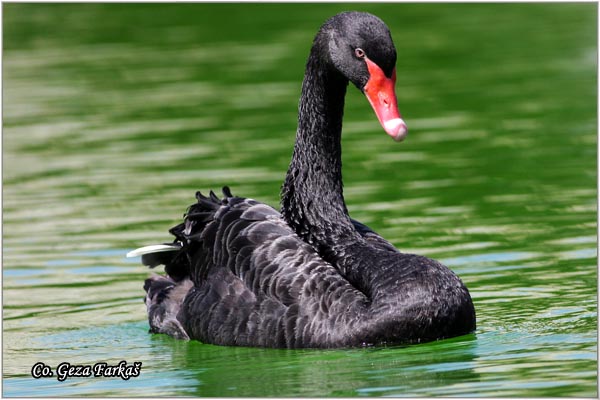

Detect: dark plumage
[131, 12, 476, 348]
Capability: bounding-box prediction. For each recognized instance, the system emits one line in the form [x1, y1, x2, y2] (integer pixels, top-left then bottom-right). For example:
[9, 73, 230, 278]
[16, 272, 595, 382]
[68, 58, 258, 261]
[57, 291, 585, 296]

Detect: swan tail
[143, 274, 193, 340]
[127, 187, 235, 280]
[162, 186, 236, 281]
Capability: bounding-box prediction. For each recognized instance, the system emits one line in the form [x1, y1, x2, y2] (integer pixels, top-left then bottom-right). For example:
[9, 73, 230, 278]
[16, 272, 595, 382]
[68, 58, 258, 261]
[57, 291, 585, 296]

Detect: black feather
[222, 186, 233, 198]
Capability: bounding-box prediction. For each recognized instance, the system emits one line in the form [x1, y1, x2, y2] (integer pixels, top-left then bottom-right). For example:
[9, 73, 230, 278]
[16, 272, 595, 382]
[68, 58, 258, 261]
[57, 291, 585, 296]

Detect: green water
[3, 3, 597, 397]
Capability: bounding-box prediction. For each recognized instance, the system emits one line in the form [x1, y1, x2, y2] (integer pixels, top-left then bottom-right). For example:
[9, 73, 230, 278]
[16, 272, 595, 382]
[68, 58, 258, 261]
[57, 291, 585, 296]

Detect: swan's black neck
[281, 39, 365, 263]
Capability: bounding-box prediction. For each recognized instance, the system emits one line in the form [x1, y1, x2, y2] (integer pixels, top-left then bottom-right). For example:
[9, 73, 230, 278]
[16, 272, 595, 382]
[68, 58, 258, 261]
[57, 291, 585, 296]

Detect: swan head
[323, 12, 408, 142]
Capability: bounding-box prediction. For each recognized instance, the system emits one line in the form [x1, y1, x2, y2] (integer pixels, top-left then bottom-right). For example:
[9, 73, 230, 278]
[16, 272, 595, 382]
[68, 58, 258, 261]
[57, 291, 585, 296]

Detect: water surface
[3, 3, 597, 397]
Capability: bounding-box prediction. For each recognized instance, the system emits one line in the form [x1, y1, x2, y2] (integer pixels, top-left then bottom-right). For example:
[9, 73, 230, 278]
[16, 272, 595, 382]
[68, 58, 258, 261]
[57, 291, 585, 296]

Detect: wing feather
[140, 187, 372, 347]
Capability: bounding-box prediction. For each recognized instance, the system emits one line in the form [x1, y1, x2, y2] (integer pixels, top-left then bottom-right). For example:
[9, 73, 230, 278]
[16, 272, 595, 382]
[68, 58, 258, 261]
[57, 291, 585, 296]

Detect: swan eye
[354, 48, 366, 59]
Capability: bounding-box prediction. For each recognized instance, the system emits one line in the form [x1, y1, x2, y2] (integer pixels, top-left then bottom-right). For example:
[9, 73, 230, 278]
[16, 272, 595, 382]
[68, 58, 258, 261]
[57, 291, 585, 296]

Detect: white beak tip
[384, 118, 408, 142]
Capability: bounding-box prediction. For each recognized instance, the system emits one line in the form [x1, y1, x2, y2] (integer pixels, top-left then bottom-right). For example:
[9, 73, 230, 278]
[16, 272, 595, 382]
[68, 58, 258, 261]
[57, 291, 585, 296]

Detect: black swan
[127, 11, 476, 348]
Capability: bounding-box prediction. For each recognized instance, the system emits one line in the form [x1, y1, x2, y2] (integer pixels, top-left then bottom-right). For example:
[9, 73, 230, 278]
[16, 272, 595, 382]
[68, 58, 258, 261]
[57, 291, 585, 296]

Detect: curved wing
[351, 218, 398, 253]
[137, 187, 369, 348]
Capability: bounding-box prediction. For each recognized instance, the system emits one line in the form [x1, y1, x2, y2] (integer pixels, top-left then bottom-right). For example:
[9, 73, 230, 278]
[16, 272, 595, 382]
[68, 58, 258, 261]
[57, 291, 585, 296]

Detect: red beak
[363, 58, 408, 142]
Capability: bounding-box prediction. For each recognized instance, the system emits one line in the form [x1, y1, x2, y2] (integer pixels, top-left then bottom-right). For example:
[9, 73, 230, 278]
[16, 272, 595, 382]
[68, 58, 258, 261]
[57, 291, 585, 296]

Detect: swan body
[130, 12, 476, 348]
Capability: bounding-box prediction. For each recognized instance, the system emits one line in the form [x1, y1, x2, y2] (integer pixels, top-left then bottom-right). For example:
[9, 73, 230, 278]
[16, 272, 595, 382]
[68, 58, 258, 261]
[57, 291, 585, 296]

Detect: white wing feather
[126, 244, 181, 258]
